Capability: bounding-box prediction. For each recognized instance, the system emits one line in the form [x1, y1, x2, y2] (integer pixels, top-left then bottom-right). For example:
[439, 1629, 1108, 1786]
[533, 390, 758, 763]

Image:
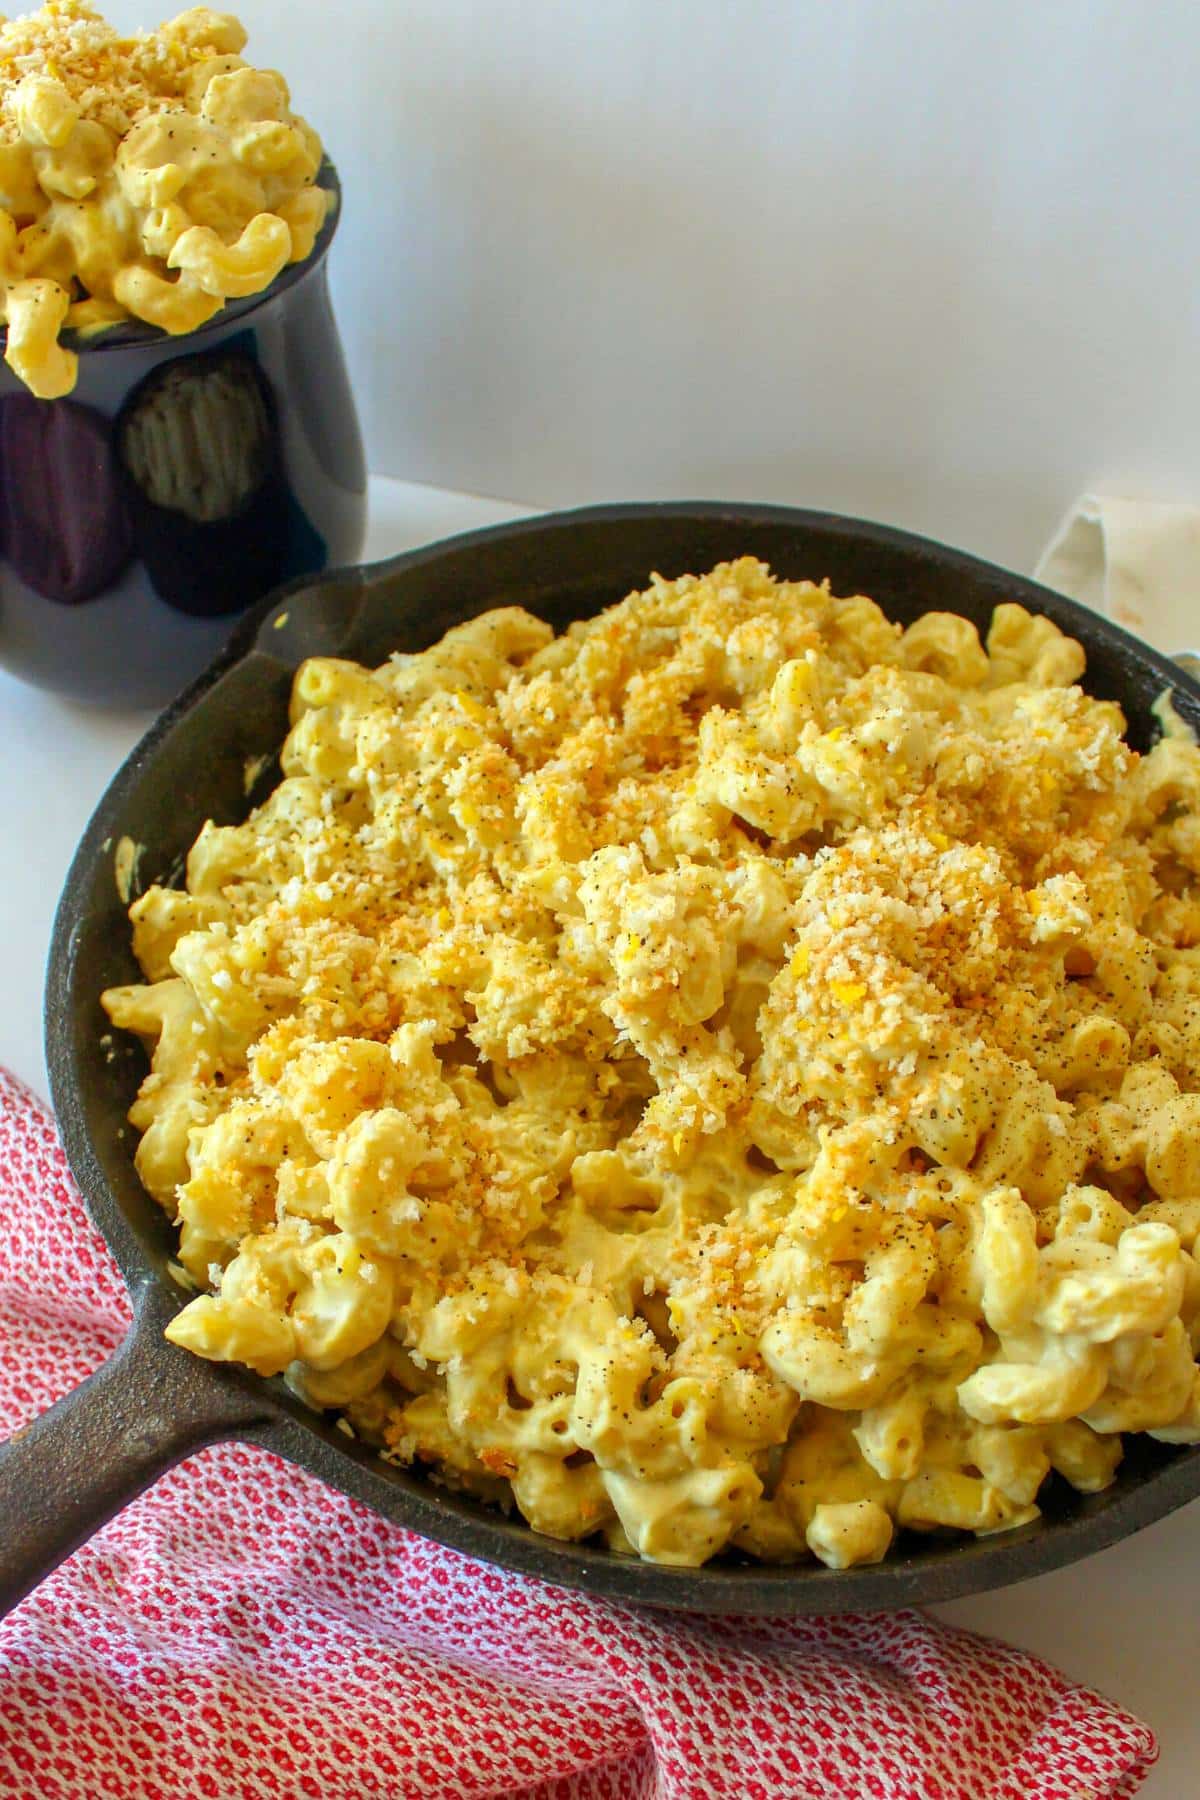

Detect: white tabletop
[0, 477, 1192, 1795]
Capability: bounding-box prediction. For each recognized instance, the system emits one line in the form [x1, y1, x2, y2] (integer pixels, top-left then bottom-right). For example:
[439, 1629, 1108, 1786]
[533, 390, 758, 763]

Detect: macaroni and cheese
[0, 1, 327, 397]
[103, 562, 1200, 1568]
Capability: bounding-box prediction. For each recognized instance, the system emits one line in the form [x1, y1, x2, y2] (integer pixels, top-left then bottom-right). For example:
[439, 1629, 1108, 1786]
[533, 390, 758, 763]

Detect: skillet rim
[44, 498, 1200, 1614]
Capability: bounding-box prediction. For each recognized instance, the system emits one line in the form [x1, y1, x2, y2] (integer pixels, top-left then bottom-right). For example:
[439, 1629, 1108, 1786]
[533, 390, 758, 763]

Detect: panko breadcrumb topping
[0, 0, 241, 139]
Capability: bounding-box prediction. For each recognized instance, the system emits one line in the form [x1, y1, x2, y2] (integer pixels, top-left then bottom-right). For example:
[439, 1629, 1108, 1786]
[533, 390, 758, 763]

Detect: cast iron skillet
[3, 502, 1200, 1619]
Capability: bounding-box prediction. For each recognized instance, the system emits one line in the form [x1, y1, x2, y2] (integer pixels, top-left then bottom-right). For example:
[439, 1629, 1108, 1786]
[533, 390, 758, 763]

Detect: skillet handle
[0, 1276, 272, 1616]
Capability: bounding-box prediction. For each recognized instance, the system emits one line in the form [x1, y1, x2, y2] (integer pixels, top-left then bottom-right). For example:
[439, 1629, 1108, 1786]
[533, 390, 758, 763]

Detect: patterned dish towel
[0, 1078, 1159, 1799]
[5, 493, 1195, 1799]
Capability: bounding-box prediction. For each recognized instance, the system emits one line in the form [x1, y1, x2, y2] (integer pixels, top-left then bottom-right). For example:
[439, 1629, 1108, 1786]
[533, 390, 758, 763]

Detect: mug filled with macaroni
[103, 561, 1200, 1571]
[0, 0, 365, 705]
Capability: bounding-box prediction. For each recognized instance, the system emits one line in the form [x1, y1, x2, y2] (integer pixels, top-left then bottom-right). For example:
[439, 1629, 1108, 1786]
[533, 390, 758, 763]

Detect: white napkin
[1034, 495, 1200, 660]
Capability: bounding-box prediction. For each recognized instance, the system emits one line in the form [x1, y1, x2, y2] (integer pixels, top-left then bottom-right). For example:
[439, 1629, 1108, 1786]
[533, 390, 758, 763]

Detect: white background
[11, 0, 1200, 1790]
[108, 0, 1200, 560]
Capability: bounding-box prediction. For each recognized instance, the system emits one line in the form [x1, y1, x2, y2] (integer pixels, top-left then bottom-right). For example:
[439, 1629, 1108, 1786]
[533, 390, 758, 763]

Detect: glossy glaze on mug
[0, 165, 366, 708]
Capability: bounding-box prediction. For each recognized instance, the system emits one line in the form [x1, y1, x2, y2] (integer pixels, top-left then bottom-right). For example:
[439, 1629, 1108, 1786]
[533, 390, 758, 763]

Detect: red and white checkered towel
[0, 1067, 1158, 1799]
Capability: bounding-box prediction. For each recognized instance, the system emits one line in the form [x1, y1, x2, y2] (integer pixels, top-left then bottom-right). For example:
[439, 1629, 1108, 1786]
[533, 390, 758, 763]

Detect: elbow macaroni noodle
[103, 561, 1200, 1568]
[0, 2, 327, 397]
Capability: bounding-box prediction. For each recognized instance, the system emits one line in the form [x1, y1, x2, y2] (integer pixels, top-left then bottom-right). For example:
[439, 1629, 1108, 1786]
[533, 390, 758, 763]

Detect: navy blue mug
[0, 162, 366, 708]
